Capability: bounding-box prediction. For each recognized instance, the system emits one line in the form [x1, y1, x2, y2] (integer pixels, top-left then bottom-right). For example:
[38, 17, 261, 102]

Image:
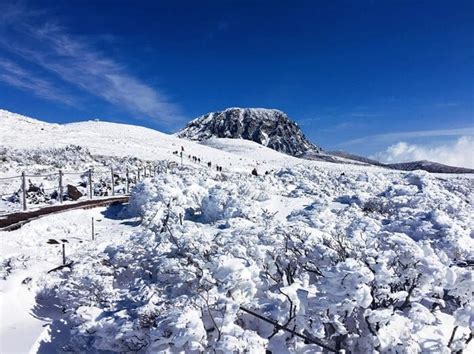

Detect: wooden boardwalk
[0, 196, 129, 231]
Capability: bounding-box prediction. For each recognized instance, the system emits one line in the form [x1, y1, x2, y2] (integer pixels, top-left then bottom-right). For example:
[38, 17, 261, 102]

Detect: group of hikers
[172, 147, 224, 172]
[172, 146, 268, 176]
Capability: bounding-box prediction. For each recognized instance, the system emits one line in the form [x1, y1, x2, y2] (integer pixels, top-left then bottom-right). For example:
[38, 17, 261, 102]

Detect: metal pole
[62, 243, 66, 265]
[91, 217, 95, 241]
[88, 169, 93, 199]
[126, 168, 130, 194]
[58, 169, 63, 204]
[21, 171, 27, 211]
[111, 167, 115, 196]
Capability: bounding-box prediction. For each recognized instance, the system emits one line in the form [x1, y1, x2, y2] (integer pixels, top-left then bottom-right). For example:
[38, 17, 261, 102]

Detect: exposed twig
[239, 306, 336, 352]
[47, 261, 73, 273]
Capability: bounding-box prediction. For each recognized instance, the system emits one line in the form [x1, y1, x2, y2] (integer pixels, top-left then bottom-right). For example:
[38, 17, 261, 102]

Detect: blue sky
[0, 0, 473, 166]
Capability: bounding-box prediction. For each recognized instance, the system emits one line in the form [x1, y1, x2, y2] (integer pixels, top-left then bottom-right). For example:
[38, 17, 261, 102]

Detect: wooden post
[21, 171, 27, 211]
[58, 169, 63, 204]
[62, 243, 66, 265]
[138, 168, 141, 181]
[126, 168, 130, 194]
[111, 167, 115, 196]
[179, 213, 183, 226]
[88, 169, 93, 199]
[149, 165, 153, 177]
[144, 166, 147, 178]
[91, 217, 95, 241]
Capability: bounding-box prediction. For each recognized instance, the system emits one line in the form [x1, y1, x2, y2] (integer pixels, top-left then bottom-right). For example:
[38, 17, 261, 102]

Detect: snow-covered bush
[37, 165, 474, 353]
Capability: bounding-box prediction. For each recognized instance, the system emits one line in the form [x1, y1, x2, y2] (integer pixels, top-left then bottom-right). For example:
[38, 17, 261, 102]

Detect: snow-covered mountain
[177, 107, 322, 156]
[178, 107, 474, 173]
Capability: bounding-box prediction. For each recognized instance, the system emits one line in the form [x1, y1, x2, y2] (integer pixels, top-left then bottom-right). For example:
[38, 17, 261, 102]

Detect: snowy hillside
[1, 109, 473, 353]
[0, 109, 332, 174]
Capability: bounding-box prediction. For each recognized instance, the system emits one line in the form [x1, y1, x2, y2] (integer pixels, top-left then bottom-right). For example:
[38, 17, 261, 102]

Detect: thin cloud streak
[0, 59, 77, 106]
[341, 127, 474, 147]
[0, 3, 183, 125]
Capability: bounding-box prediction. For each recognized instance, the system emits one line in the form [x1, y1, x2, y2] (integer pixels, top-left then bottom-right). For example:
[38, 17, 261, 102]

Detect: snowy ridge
[386, 160, 474, 174]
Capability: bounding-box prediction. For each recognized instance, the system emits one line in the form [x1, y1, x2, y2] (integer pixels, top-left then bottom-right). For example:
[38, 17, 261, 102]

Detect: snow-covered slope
[0, 109, 394, 177]
[0, 109, 222, 163]
[177, 107, 321, 156]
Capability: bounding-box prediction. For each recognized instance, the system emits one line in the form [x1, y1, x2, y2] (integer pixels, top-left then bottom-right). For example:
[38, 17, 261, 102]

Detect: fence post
[126, 168, 130, 194]
[21, 171, 27, 211]
[91, 217, 95, 241]
[58, 169, 63, 204]
[149, 165, 153, 177]
[144, 166, 147, 178]
[88, 169, 93, 199]
[111, 167, 115, 196]
[62, 243, 66, 265]
[138, 168, 141, 181]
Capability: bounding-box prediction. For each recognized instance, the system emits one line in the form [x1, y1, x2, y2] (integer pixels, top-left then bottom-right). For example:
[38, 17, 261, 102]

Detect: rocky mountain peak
[177, 107, 321, 156]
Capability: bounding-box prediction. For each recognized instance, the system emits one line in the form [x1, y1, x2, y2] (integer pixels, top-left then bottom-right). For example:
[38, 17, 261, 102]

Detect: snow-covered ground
[0, 204, 139, 353]
[1, 109, 473, 353]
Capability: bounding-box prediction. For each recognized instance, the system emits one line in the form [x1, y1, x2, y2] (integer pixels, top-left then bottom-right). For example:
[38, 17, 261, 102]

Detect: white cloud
[374, 136, 474, 168]
[0, 58, 77, 106]
[341, 127, 474, 148]
[0, 3, 183, 125]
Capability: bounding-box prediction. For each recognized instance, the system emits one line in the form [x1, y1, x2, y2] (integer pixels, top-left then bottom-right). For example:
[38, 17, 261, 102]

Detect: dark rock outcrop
[178, 107, 321, 156]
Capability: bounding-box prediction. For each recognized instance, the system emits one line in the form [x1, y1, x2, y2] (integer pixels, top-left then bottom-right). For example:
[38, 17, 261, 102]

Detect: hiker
[251, 168, 258, 176]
